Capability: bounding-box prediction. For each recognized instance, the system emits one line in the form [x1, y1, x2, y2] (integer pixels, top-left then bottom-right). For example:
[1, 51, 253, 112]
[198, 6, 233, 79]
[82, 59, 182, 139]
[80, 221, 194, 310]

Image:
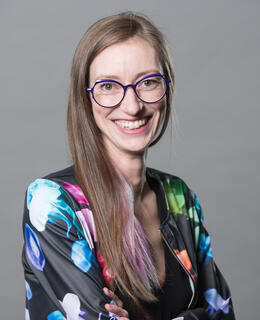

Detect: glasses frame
[87, 73, 171, 108]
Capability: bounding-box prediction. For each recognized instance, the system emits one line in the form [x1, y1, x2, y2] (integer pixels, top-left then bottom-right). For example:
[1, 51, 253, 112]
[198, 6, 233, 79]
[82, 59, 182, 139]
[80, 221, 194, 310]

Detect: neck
[104, 144, 147, 199]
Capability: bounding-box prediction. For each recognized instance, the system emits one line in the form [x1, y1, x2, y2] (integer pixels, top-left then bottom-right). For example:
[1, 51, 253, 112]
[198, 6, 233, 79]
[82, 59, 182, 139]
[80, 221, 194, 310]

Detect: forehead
[89, 37, 159, 82]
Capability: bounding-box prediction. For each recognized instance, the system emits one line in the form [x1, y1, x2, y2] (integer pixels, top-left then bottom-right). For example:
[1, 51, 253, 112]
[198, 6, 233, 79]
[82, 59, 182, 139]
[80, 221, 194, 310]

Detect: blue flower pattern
[204, 288, 231, 315]
[25, 280, 33, 300]
[24, 223, 45, 270]
[27, 179, 83, 238]
[25, 308, 30, 320]
[198, 232, 213, 265]
[71, 240, 97, 273]
[47, 310, 66, 320]
[193, 193, 203, 222]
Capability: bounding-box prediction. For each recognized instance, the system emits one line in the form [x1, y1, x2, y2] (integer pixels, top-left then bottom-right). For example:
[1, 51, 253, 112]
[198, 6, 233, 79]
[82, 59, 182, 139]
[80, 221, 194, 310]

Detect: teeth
[115, 119, 148, 129]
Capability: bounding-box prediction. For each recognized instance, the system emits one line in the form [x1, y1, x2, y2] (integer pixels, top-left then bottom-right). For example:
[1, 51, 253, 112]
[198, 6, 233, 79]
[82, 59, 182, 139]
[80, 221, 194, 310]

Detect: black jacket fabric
[22, 166, 236, 319]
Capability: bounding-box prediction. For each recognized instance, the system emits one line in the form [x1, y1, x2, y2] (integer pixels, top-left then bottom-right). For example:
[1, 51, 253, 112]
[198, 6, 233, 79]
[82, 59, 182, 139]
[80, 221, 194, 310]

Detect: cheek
[160, 103, 167, 121]
[154, 100, 167, 123]
[91, 103, 111, 131]
[152, 102, 167, 137]
[90, 101, 102, 130]
[92, 112, 103, 134]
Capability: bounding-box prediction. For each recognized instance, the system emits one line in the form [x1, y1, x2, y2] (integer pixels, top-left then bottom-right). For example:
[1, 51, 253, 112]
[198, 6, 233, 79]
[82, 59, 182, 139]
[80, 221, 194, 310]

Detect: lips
[114, 118, 149, 130]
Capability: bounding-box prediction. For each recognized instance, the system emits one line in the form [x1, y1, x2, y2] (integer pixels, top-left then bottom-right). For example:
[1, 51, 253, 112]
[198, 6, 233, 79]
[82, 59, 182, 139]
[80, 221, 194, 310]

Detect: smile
[114, 119, 148, 130]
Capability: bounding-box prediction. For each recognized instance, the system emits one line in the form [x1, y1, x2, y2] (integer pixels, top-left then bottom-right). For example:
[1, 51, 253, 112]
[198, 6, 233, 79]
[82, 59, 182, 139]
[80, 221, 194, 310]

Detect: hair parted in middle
[67, 11, 175, 316]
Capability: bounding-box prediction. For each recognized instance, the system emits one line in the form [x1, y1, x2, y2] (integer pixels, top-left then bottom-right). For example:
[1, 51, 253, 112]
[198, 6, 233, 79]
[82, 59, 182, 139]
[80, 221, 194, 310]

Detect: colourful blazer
[22, 166, 235, 320]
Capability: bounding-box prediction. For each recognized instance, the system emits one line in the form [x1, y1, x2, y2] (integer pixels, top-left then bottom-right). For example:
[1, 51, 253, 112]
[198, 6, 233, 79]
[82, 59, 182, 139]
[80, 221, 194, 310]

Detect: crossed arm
[23, 178, 235, 320]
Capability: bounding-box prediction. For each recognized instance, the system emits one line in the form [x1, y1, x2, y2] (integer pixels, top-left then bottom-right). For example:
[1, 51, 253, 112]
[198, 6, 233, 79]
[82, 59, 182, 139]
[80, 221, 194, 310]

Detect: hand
[103, 287, 130, 320]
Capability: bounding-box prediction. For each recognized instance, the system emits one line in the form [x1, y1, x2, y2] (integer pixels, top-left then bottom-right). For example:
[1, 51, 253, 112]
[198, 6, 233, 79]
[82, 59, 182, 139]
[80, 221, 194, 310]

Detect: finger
[104, 303, 129, 317]
[104, 303, 129, 318]
[103, 287, 123, 308]
[103, 287, 123, 307]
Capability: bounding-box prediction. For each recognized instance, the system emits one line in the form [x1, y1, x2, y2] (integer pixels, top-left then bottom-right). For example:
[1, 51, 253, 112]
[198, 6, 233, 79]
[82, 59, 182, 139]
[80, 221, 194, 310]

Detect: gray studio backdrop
[0, 1, 259, 319]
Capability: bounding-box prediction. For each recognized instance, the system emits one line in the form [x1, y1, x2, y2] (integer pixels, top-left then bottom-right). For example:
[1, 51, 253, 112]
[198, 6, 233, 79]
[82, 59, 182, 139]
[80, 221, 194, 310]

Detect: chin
[121, 143, 150, 155]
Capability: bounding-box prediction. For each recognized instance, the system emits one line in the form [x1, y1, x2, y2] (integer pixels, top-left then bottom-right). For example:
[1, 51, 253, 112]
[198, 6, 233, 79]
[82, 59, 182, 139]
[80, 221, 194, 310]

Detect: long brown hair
[67, 12, 175, 313]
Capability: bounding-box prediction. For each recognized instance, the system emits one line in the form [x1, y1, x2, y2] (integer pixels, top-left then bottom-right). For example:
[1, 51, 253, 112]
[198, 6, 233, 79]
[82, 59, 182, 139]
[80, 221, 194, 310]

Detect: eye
[95, 81, 122, 94]
[143, 79, 156, 86]
[100, 82, 114, 91]
[138, 76, 162, 90]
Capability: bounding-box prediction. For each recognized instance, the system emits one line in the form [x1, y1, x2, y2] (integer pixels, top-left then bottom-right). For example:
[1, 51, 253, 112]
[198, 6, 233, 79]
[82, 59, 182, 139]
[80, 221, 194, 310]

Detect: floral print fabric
[22, 166, 235, 319]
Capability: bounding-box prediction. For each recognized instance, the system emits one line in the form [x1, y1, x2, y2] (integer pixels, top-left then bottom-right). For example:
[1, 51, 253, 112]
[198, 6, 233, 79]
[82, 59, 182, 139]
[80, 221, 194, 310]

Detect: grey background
[0, 0, 259, 318]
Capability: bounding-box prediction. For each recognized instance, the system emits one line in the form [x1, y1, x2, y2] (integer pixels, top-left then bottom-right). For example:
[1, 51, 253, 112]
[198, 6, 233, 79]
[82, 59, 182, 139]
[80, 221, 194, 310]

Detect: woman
[22, 12, 235, 320]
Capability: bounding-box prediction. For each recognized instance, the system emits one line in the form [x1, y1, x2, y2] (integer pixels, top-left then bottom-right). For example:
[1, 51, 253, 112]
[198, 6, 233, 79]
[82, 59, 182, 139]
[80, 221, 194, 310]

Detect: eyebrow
[93, 69, 161, 83]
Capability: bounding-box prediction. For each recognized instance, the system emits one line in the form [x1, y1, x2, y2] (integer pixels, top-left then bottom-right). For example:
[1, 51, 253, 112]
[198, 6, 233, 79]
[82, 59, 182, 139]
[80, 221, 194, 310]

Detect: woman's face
[89, 36, 166, 157]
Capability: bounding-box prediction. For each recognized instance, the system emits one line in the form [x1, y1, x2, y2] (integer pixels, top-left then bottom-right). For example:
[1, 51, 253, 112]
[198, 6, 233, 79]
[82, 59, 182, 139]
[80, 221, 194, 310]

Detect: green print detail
[158, 175, 202, 250]
[161, 177, 201, 249]
[188, 206, 200, 250]
[162, 178, 187, 218]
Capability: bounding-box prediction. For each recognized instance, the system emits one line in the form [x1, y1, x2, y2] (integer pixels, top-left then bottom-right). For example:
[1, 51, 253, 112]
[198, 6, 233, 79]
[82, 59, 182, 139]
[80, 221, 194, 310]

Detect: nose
[119, 85, 142, 115]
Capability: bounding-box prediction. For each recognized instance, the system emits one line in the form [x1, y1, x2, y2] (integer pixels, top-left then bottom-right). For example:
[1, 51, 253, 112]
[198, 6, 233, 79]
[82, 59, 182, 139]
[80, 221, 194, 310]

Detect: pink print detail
[96, 249, 113, 286]
[171, 317, 184, 320]
[61, 181, 113, 287]
[76, 210, 94, 250]
[81, 208, 97, 242]
[60, 182, 89, 206]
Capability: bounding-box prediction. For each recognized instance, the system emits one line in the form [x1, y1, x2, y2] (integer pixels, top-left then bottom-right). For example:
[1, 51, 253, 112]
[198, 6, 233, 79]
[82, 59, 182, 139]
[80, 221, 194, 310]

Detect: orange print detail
[173, 249, 195, 278]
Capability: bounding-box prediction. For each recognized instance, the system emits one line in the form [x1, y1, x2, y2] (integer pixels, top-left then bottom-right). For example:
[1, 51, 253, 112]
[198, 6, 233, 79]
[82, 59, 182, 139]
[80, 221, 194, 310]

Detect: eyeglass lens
[93, 75, 167, 107]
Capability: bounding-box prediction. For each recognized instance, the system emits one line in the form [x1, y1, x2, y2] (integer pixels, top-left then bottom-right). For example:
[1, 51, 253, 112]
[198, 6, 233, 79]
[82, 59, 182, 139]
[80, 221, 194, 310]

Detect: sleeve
[172, 187, 236, 320]
[22, 178, 118, 320]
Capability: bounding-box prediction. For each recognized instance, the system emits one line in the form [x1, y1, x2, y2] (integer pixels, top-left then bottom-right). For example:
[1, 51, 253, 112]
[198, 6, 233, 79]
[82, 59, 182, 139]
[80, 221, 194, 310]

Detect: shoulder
[43, 165, 75, 182]
[147, 166, 191, 193]
[25, 166, 82, 232]
[26, 165, 78, 209]
[147, 167, 203, 222]
[26, 166, 76, 210]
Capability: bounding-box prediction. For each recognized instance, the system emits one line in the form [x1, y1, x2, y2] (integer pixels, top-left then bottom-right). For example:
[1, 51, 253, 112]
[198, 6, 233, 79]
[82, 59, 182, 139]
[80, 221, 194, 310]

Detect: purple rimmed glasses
[87, 73, 171, 108]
